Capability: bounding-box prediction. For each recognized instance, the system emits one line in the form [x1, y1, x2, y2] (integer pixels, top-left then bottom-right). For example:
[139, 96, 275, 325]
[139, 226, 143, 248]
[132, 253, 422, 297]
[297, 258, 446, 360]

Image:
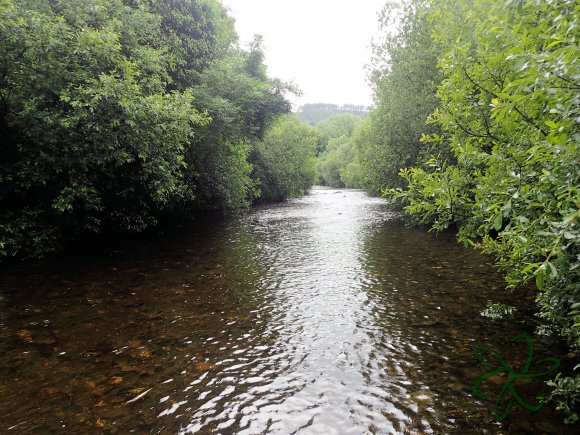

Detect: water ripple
[0, 187, 572, 434]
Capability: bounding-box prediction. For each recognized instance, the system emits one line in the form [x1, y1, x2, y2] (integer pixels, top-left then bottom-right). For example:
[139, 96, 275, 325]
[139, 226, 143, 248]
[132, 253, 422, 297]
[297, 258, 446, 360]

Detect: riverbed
[0, 187, 573, 433]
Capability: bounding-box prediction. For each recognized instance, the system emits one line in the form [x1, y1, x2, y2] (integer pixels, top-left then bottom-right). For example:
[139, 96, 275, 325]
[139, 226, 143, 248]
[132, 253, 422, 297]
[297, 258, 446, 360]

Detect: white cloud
[221, 0, 385, 108]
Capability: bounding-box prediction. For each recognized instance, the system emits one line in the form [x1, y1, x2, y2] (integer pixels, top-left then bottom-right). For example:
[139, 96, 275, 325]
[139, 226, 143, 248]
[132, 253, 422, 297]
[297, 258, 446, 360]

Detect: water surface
[0, 187, 572, 433]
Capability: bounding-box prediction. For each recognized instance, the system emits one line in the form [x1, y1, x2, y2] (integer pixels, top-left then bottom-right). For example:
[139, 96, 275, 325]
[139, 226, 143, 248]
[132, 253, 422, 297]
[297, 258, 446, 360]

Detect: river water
[0, 187, 574, 434]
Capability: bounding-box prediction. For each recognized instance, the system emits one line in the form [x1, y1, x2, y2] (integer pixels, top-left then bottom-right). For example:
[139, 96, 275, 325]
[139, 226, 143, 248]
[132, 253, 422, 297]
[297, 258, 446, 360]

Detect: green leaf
[536, 269, 545, 289]
[494, 212, 503, 231]
[546, 261, 558, 279]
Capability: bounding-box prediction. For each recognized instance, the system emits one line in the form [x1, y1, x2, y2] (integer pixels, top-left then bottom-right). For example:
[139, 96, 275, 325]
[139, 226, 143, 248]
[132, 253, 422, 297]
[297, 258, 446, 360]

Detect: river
[0, 187, 573, 433]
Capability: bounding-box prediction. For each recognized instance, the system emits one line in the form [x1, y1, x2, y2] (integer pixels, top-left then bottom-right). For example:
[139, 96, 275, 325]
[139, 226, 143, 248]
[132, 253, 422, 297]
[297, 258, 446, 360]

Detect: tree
[0, 0, 297, 257]
[0, 0, 206, 256]
[318, 136, 355, 188]
[356, 0, 443, 192]
[316, 113, 362, 153]
[154, 0, 237, 89]
[314, 113, 363, 187]
[251, 115, 317, 202]
[185, 41, 296, 212]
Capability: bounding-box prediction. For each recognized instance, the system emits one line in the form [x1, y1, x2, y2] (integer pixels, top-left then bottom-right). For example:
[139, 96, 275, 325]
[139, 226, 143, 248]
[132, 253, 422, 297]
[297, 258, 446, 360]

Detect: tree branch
[461, 66, 548, 137]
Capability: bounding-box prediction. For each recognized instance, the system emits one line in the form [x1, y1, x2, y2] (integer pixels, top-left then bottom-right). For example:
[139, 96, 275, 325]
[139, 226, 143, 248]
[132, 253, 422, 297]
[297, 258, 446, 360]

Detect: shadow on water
[0, 187, 575, 433]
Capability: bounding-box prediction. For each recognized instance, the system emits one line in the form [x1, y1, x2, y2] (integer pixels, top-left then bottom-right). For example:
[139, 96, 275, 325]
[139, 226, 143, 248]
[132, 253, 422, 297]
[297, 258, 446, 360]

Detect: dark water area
[0, 187, 575, 434]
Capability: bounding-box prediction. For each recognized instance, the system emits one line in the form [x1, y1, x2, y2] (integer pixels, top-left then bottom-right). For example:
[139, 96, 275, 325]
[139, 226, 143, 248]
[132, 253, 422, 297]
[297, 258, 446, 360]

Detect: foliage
[154, 0, 236, 89]
[388, 0, 580, 344]
[186, 39, 295, 212]
[0, 0, 297, 258]
[356, 0, 443, 194]
[317, 136, 355, 188]
[547, 368, 580, 424]
[314, 113, 363, 188]
[251, 115, 317, 202]
[340, 160, 365, 189]
[315, 113, 362, 154]
[0, 0, 207, 256]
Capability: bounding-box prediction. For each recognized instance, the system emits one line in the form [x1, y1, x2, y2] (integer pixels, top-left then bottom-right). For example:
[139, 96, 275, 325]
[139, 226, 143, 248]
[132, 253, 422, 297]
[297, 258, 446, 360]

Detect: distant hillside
[295, 103, 369, 125]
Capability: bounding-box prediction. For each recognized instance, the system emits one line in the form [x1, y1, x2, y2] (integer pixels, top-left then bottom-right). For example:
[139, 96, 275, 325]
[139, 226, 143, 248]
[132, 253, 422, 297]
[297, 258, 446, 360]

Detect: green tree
[356, 0, 443, 193]
[0, 0, 206, 256]
[393, 0, 579, 334]
[0, 0, 296, 257]
[252, 115, 317, 202]
[154, 0, 236, 89]
[316, 113, 362, 155]
[315, 113, 363, 187]
[318, 135, 358, 188]
[186, 39, 296, 212]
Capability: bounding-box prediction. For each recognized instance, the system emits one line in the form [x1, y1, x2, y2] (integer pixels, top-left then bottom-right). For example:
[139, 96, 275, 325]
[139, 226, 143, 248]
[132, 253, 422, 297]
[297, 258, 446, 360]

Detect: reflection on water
[0, 187, 573, 433]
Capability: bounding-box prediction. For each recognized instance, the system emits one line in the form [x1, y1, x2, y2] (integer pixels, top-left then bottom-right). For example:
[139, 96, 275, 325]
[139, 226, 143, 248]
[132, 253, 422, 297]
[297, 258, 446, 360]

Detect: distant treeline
[296, 103, 368, 125]
[297, 103, 368, 113]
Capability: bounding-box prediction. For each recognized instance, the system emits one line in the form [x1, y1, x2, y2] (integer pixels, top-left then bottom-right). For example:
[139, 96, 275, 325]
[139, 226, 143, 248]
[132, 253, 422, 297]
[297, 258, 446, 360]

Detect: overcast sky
[220, 0, 386, 108]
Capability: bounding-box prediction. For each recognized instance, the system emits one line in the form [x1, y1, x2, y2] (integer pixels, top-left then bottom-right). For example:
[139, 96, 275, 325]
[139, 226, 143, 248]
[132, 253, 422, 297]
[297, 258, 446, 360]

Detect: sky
[220, 0, 386, 109]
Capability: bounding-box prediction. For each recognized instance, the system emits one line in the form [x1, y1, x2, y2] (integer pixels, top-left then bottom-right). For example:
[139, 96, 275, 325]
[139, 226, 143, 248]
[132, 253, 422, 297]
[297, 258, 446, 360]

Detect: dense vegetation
[251, 114, 317, 202]
[356, 0, 444, 194]
[0, 0, 315, 258]
[315, 113, 363, 188]
[356, 0, 579, 422]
